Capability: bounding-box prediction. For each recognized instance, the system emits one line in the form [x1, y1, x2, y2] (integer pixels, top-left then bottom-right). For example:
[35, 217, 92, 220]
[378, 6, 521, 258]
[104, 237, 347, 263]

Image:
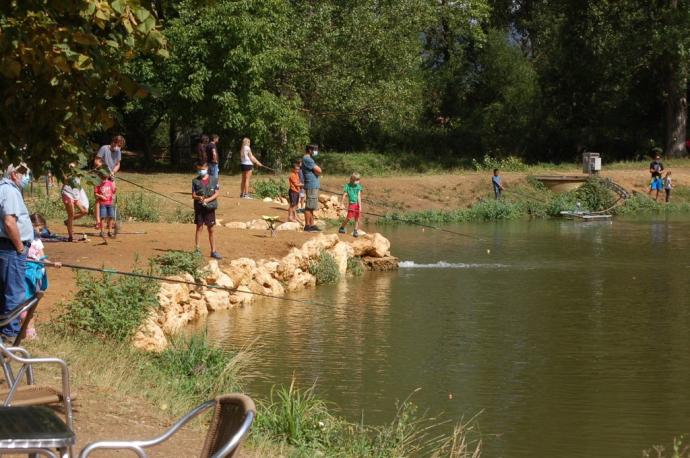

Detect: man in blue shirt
[0, 162, 34, 341]
[301, 144, 322, 232]
[492, 168, 505, 200]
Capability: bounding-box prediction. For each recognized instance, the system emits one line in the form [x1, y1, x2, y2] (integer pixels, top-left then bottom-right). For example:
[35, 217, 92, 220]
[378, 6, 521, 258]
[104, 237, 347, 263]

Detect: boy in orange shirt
[288, 158, 303, 222]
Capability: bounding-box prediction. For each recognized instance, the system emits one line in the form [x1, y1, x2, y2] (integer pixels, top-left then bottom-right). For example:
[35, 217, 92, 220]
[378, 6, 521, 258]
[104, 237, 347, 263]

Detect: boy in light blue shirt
[492, 168, 504, 200]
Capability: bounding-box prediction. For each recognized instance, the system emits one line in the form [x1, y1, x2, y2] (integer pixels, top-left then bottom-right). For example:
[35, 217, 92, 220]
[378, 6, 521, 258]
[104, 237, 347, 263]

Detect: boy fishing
[192, 162, 222, 259]
[338, 173, 363, 237]
[288, 158, 303, 222]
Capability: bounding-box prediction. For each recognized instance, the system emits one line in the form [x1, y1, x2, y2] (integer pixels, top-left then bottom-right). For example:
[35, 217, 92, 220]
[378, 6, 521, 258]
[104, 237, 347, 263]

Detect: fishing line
[116, 175, 193, 209]
[28, 260, 331, 307]
[258, 165, 483, 241]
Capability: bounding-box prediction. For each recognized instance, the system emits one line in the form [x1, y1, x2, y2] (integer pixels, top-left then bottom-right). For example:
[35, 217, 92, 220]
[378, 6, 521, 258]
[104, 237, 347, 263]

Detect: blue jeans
[208, 163, 219, 178]
[0, 245, 27, 337]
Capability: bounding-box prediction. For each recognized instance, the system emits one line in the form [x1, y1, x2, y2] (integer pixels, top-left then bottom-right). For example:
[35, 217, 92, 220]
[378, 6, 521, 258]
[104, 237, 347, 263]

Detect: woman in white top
[239, 137, 262, 199]
[60, 165, 88, 242]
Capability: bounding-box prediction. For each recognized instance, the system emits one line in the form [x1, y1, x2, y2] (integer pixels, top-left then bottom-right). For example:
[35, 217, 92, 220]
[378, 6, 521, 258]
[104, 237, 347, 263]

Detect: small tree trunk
[665, 65, 687, 157]
[665, 0, 687, 157]
[169, 118, 180, 167]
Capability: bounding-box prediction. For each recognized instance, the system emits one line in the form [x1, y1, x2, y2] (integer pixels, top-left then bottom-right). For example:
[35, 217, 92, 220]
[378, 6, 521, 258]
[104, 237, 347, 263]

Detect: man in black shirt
[648, 151, 664, 202]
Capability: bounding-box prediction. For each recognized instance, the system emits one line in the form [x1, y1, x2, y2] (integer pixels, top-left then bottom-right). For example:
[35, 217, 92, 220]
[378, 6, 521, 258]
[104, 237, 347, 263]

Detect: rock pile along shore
[134, 233, 398, 351]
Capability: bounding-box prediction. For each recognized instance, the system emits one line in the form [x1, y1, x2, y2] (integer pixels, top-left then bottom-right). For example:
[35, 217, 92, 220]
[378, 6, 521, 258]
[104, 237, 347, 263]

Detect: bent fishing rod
[29, 260, 330, 307]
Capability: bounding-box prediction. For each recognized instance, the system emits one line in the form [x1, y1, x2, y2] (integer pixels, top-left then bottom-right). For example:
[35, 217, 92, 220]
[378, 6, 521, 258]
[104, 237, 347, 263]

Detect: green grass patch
[152, 332, 244, 407]
[166, 206, 195, 224]
[151, 250, 205, 280]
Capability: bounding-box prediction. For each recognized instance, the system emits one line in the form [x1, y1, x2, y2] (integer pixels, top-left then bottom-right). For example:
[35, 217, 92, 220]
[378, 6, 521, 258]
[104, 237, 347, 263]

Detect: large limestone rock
[229, 285, 254, 306]
[329, 241, 354, 275]
[251, 266, 285, 297]
[225, 221, 247, 229]
[132, 318, 168, 352]
[203, 289, 231, 311]
[349, 233, 391, 258]
[300, 234, 339, 258]
[158, 275, 192, 306]
[287, 268, 317, 292]
[248, 219, 270, 230]
[275, 251, 306, 281]
[276, 221, 302, 231]
[223, 258, 256, 286]
[362, 255, 399, 271]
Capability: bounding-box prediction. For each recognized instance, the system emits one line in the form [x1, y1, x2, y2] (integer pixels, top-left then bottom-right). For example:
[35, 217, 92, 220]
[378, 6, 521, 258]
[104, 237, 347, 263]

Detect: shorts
[208, 163, 219, 178]
[240, 164, 253, 172]
[305, 188, 319, 211]
[99, 205, 115, 218]
[347, 203, 361, 219]
[61, 193, 77, 206]
[194, 206, 216, 226]
[650, 177, 663, 190]
[288, 190, 300, 206]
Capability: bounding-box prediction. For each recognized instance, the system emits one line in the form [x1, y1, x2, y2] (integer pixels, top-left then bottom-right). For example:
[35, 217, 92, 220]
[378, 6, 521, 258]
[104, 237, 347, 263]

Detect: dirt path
[18, 165, 690, 456]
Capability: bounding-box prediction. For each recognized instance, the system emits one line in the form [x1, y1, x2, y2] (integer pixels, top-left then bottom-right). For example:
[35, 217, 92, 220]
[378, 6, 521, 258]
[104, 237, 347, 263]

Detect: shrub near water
[309, 251, 340, 284]
[54, 269, 158, 342]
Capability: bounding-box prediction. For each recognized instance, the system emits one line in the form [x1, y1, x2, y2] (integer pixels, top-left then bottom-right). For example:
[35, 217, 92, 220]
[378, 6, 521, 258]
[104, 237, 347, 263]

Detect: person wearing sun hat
[0, 162, 34, 341]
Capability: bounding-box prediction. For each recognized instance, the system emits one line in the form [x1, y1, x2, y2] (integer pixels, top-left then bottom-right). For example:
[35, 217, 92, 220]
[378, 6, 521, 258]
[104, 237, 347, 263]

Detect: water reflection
[206, 218, 690, 457]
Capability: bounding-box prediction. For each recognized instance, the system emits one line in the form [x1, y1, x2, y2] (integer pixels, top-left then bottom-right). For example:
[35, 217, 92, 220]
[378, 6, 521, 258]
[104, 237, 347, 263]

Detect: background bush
[253, 178, 288, 199]
[118, 192, 161, 222]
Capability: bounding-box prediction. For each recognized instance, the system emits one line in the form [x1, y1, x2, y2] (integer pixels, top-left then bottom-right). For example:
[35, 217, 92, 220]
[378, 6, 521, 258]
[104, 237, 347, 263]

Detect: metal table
[0, 406, 75, 457]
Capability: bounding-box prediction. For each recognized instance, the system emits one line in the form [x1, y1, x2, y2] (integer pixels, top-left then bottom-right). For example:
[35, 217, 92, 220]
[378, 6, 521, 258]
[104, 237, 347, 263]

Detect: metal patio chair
[0, 294, 76, 457]
[79, 393, 256, 458]
[0, 293, 74, 417]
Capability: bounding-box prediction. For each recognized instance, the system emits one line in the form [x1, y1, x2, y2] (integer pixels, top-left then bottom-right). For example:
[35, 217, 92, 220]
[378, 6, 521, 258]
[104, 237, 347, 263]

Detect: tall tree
[163, 0, 306, 164]
[0, 0, 166, 172]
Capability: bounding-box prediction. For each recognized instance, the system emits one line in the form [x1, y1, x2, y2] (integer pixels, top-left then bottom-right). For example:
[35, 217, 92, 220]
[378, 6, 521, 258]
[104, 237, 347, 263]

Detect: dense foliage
[2, 1, 689, 168]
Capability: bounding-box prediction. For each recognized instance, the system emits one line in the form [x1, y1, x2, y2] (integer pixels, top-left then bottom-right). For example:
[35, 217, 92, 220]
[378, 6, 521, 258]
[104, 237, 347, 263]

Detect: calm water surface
[206, 217, 690, 457]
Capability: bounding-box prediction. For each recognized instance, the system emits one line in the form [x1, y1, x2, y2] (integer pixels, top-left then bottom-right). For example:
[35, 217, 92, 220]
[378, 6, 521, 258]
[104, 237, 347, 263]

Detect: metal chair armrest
[0, 295, 40, 327]
[79, 400, 216, 458]
[1, 352, 74, 430]
[210, 410, 255, 458]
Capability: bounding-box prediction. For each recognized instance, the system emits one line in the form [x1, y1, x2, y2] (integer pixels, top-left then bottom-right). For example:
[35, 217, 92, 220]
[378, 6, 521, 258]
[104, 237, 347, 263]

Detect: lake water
[205, 217, 690, 457]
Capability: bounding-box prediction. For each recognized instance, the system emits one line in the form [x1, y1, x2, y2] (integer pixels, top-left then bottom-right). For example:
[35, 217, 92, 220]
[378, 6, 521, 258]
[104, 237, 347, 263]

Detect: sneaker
[242, 195, 253, 200]
[211, 251, 223, 259]
[0, 334, 16, 345]
[353, 230, 360, 237]
[338, 227, 346, 234]
[309, 225, 322, 232]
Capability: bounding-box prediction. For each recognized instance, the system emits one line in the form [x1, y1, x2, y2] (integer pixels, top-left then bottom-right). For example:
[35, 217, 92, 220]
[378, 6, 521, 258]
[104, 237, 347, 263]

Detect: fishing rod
[116, 175, 193, 209]
[29, 260, 330, 307]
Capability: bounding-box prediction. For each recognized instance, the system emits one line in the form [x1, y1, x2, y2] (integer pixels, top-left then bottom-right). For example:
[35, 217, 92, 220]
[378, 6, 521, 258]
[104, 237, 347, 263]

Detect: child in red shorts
[338, 173, 363, 237]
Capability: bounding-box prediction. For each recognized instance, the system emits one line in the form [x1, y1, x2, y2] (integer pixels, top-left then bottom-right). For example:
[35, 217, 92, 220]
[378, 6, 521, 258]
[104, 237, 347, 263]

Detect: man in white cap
[0, 162, 34, 341]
